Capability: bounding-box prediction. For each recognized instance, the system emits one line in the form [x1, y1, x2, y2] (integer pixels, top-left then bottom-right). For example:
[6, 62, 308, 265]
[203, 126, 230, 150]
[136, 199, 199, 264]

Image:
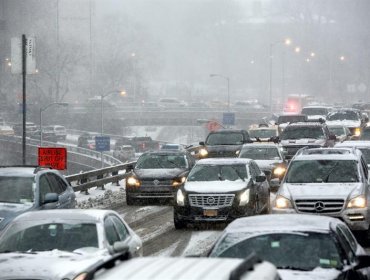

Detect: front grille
[194, 215, 228, 221]
[208, 151, 237, 158]
[189, 194, 235, 208]
[295, 199, 344, 214]
[141, 179, 171, 187]
[136, 192, 173, 198]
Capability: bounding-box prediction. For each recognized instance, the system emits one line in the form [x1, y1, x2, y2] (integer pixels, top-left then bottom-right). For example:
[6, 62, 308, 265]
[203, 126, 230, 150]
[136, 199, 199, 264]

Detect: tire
[126, 193, 136, 206]
[174, 213, 187, 229]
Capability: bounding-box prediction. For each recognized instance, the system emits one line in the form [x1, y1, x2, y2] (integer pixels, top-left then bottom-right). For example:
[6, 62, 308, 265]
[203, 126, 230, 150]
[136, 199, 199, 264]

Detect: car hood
[280, 139, 325, 145]
[279, 267, 341, 280]
[0, 250, 104, 279]
[254, 160, 282, 170]
[184, 180, 248, 193]
[0, 203, 33, 231]
[134, 168, 187, 179]
[326, 120, 361, 128]
[283, 183, 363, 199]
[206, 145, 242, 152]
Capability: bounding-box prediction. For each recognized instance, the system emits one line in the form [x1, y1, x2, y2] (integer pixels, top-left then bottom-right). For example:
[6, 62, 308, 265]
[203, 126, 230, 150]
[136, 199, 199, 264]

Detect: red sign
[206, 120, 222, 132]
[38, 147, 67, 170]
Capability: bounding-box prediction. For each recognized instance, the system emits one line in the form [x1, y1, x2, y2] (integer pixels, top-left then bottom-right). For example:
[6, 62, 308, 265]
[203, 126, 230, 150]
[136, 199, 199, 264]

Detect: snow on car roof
[225, 214, 342, 234]
[241, 143, 279, 148]
[294, 153, 358, 161]
[287, 122, 325, 127]
[196, 158, 252, 165]
[335, 141, 370, 148]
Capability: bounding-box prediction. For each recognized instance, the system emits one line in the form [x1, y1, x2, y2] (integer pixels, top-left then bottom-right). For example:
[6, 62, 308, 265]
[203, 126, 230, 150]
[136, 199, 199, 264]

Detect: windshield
[277, 116, 306, 124]
[301, 108, 328, 116]
[0, 222, 98, 252]
[281, 126, 324, 140]
[358, 148, 370, 165]
[210, 232, 342, 271]
[285, 160, 359, 183]
[327, 111, 359, 121]
[187, 164, 248, 182]
[360, 129, 370, 140]
[240, 147, 280, 160]
[328, 127, 345, 136]
[206, 132, 245, 145]
[136, 154, 187, 169]
[248, 129, 276, 139]
[0, 177, 34, 204]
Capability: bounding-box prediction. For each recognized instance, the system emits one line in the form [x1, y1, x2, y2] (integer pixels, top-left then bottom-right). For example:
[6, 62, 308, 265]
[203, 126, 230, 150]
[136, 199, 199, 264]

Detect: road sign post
[95, 136, 110, 168]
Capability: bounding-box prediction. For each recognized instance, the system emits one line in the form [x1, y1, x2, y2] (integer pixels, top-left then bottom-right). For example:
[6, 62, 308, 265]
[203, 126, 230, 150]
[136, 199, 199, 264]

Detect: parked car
[0, 209, 142, 257]
[78, 133, 96, 150]
[239, 143, 286, 191]
[279, 122, 336, 160]
[272, 147, 370, 241]
[113, 144, 135, 162]
[196, 129, 253, 159]
[0, 166, 76, 231]
[328, 125, 353, 142]
[80, 255, 281, 280]
[173, 158, 270, 229]
[125, 150, 195, 205]
[326, 108, 366, 139]
[209, 214, 370, 280]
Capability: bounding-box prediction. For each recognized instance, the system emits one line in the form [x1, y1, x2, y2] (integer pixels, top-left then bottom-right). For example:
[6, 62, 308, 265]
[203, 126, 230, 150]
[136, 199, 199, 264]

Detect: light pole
[40, 102, 68, 146]
[269, 38, 291, 113]
[210, 74, 230, 112]
[100, 90, 126, 167]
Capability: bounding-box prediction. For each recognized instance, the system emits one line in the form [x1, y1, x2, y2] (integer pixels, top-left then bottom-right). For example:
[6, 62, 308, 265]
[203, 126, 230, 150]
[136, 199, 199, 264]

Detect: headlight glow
[347, 195, 366, 208]
[239, 189, 250, 206]
[354, 127, 361, 137]
[235, 150, 240, 156]
[126, 176, 140, 187]
[199, 148, 208, 158]
[275, 195, 292, 209]
[176, 189, 185, 206]
[73, 273, 88, 280]
[273, 166, 286, 176]
[172, 177, 186, 186]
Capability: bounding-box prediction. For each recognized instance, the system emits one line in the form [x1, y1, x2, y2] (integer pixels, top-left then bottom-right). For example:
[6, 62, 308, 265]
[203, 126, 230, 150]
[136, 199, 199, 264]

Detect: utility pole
[22, 34, 27, 165]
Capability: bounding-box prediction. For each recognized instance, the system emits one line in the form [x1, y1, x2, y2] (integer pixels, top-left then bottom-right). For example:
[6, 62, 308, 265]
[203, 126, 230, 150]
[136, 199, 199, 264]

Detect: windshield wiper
[322, 162, 340, 182]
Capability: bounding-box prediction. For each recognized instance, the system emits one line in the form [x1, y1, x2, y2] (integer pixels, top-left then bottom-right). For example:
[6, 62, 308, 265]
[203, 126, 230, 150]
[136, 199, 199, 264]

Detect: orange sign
[38, 147, 67, 170]
[206, 120, 222, 132]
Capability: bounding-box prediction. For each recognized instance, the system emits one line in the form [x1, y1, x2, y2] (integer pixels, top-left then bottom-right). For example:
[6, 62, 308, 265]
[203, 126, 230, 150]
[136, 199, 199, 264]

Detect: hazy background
[1, 0, 370, 110]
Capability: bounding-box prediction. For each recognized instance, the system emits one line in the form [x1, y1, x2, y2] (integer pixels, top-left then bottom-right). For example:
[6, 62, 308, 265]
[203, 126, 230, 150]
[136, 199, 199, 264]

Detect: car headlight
[73, 273, 88, 280]
[176, 189, 185, 206]
[172, 177, 186, 187]
[239, 189, 250, 206]
[199, 148, 208, 158]
[347, 195, 366, 208]
[354, 127, 361, 137]
[273, 166, 286, 177]
[235, 150, 240, 156]
[275, 195, 292, 209]
[126, 176, 140, 187]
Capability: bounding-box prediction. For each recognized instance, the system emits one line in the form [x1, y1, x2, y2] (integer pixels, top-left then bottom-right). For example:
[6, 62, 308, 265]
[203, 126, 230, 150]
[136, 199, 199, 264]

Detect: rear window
[281, 126, 324, 140]
[206, 132, 245, 145]
[136, 154, 187, 169]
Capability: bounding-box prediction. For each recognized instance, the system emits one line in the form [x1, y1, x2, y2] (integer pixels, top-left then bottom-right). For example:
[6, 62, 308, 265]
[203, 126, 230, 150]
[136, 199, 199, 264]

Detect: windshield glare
[285, 160, 359, 183]
[240, 147, 280, 160]
[327, 111, 359, 121]
[210, 232, 342, 271]
[0, 177, 34, 204]
[248, 129, 276, 139]
[206, 132, 245, 145]
[281, 127, 324, 140]
[136, 154, 187, 169]
[187, 164, 248, 181]
[0, 222, 98, 252]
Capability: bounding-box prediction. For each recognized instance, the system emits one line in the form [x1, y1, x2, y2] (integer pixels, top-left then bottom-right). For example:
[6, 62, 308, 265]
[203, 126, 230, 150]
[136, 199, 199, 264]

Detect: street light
[269, 38, 292, 113]
[210, 74, 230, 112]
[40, 102, 68, 146]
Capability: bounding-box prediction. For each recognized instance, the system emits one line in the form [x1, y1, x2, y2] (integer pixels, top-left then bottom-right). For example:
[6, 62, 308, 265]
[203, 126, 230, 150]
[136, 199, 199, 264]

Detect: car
[301, 105, 331, 122]
[238, 143, 287, 191]
[0, 166, 76, 231]
[335, 141, 370, 170]
[279, 122, 336, 160]
[29, 129, 58, 143]
[360, 126, 370, 141]
[0, 119, 14, 136]
[0, 209, 142, 257]
[44, 125, 67, 141]
[208, 214, 370, 280]
[328, 125, 353, 142]
[275, 114, 308, 133]
[248, 125, 279, 142]
[78, 132, 96, 150]
[12, 122, 38, 136]
[173, 158, 270, 229]
[113, 144, 135, 162]
[326, 108, 366, 139]
[197, 129, 253, 159]
[160, 143, 184, 151]
[125, 150, 195, 205]
[79, 255, 281, 280]
[272, 147, 370, 241]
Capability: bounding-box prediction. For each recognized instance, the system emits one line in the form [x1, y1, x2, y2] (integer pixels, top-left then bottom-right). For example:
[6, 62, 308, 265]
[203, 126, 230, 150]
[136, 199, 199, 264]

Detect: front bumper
[126, 185, 177, 200]
[272, 207, 370, 231]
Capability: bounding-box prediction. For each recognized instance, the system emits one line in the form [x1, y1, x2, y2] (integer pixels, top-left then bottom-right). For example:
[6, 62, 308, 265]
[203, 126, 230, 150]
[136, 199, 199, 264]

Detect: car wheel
[126, 193, 136, 206]
[174, 213, 187, 230]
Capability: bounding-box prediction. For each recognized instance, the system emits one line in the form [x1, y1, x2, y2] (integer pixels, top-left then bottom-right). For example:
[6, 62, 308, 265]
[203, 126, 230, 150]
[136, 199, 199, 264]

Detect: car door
[38, 174, 59, 209]
[248, 162, 261, 212]
[250, 161, 269, 211]
[47, 173, 75, 208]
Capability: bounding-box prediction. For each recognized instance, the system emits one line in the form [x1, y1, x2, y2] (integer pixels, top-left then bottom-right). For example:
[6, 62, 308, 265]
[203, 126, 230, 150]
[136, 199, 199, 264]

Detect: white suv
[273, 147, 370, 241]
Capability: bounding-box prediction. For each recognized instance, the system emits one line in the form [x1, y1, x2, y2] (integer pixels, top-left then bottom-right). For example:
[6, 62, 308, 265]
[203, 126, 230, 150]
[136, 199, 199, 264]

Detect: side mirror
[112, 241, 130, 254]
[255, 175, 266, 183]
[355, 255, 370, 270]
[199, 141, 205, 146]
[43, 193, 58, 204]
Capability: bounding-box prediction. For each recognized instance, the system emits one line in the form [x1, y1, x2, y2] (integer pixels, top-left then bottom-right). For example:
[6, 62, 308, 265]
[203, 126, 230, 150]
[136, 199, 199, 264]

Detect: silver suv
[273, 147, 370, 240]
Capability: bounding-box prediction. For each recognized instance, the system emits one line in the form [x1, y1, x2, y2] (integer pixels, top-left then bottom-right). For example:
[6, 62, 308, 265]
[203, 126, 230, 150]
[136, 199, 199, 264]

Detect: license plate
[203, 209, 218, 217]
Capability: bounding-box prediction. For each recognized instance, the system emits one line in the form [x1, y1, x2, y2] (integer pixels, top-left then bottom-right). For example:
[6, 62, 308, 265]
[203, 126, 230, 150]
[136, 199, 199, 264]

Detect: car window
[337, 224, 357, 253]
[281, 126, 324, 140]
[206, 132, 245, 145]
[240, 147, 280, 160]
[111, 215, 129, 241]
[39, 175, 53, 202]
[0, 176, 34, 204]
[187, 164, 248, 182]
[136, 154, 187, 169]
[335, 227, 356, 264]
[104, 217, 120, 245]
[46, 173, 65, 194]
